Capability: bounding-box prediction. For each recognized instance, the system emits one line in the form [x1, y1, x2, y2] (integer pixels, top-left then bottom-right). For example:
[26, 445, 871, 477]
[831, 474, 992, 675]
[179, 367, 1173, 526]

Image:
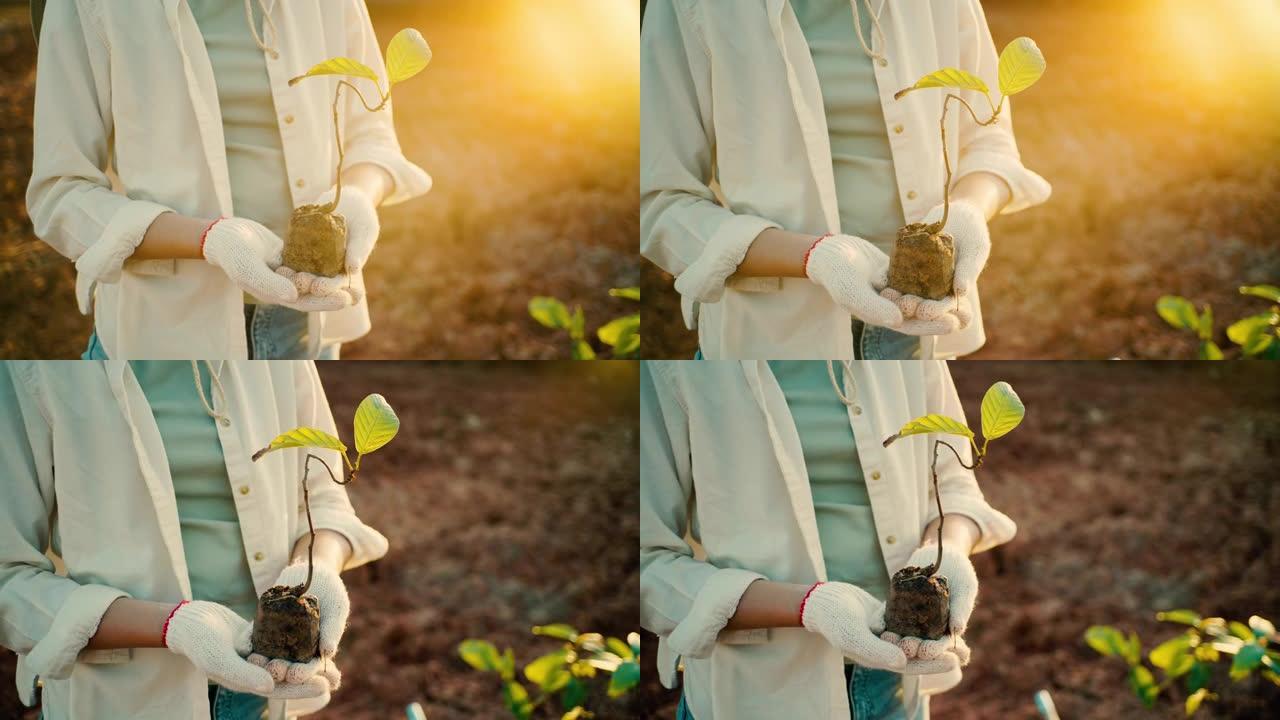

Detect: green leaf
[1124, 631, 1143, 665]
[289, 56, 379, 87]
[252, 427, 346, 461]
[1227, 313, 1278, 355]
[502, 681, 534, 720]
[560, 677, 587, 712]
[1240, 284, 1280, 302]
[607, 660, 640, 698]
[575, 633, 605, 653]
[883, 413, 974, 447]
[353, 393, 399, 455]
[1198, 341, 1224, 360]
[1187, 660, 1213, 692]
[1150, 634, 1192, 670]
[571, 340, 596, 360]
[1129, 665, 1160, 707]
[997, 36, 1046, 96]
[499, 648, 517, 681]
[1185, 687, 1210, 716]
[895, 67, 989, 100]
[1085, 625, 1133, 660]
[458, 639, 503, 672]
[1231, 644, 1265, 680]
[1159, 610, 1202, 626]
[609, 287, 641, 301]
[606, 636, 634, 661]
[1249, 615, 1276, 638]
[980, 381, 1025, 443]
[533, 624, 580, 641]
[570, 306, 586, 341]
[529, 297, 571, 329]
[1228, 621, 1255, 643]
[525, 651, 571, 692]
[1197, 304, 1214, 341]
[385, 28, 431, 85]
[1157, 296, 1200, 331]
[598, 314, 640, 357]
[561, 708, 588, 720]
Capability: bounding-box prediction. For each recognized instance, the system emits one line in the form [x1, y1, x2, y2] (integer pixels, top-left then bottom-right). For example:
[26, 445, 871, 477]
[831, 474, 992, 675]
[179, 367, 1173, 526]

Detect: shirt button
[886, 535, 897, 544]
[878, 58, 889, 67]
[284, 114, 295, 125]
[871, 471, 882, 481]
[852, 405, 863, 415]
[219, 417, 231, 427]
[893, 124, 904, 134]
[295, 178, 306, 188]
[254, 552, 264, 561]
[239, 485, 250, 495]
[906, 190, 918, 200]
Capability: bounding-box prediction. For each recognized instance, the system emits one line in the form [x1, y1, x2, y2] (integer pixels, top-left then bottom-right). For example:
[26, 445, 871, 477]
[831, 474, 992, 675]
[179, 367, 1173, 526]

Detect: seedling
[1157, 284, 1280, 359]
[887, 38, 1046, 300]
[284, 29, 432, 276]
[459, 625, 641, 719]
[529, 287, 641, 359]
[881, 381, 1025, 639]
[248, 393, 401, 662]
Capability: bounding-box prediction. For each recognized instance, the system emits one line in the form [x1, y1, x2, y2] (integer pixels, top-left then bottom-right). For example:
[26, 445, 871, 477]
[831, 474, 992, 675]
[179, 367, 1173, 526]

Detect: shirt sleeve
[640, 362, 764, 684]
[25, 0, 173, 314]
[951, 0, 1052, 214]
[292, 362, 390, 569]
[923, 361, 1018, 553]
[0, 364, 130, 681]
[640, 1, 781, 324]
[338, 0, 433, 207]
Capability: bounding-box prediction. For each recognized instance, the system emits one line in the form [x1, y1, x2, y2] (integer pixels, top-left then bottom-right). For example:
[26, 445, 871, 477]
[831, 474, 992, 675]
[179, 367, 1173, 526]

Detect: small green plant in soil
[458, 625, 641, 720]
[1157, 284, 1280, 359]
[1085, 611, 1280, 715]
[285, 29, 432, 276]
[248, 393, 400, 662]
[881, 381, 1025, 639]
[529, 287, 640, 359]
[888, 38, 1046, 300]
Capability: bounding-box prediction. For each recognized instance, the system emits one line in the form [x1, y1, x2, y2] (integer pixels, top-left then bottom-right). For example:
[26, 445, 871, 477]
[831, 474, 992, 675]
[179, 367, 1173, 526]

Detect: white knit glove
[248, 655, 343, 700]
[163, 601, 274, 695]
[316, 185, 380, 274]
[800, 582, 907, 671]
[876, 285, 973, 336]
[267, 563, 350, 659]
[880, 545, 979, 668]
[805, 234, 904, 329]
[202, 218, 300, 305]
[274, 267, 364, 311]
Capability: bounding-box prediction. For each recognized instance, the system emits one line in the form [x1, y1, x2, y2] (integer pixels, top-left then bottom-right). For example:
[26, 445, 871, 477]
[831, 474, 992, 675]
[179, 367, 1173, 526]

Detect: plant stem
[299, 453, 348, 595]
[323, 80, 390, 215]
[928, 440, 981, 575]
[936, 93, 1003, 231]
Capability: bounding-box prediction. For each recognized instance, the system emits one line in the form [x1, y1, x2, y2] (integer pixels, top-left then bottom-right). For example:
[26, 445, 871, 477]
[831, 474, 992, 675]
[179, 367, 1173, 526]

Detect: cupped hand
[315, 185, 380, 274]
[800, 582, 908, 672]
[201, 218, 299, 306]
[162, 601, 275, 696]
[806, 234, 904, 329]
[270, 563, 350, 659]
[275, 267, 363, 312]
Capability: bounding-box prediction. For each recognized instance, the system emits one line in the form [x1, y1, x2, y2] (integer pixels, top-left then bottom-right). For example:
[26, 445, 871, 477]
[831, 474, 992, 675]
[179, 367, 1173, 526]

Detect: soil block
[250, 585, 321, 662]
[883, 566, 950, 640]
[284, 204, 348, 277]
[887, 223, 955, 301]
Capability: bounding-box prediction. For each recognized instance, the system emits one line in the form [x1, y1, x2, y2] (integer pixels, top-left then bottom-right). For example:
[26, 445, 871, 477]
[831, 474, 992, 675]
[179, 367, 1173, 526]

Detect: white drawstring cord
[850, 0, 887, 64]
[826, 360, 858, 407]
[191, 361, 230, 425]
[244, 0, 280, 59]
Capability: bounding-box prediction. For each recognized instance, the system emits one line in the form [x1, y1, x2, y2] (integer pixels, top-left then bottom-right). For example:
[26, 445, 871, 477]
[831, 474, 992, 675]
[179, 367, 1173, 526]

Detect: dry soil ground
[0, 361, 640, 719]
[0, 1, 641, 358]
[641, 0, 1280, 359]
[639, 361, 1280, 719]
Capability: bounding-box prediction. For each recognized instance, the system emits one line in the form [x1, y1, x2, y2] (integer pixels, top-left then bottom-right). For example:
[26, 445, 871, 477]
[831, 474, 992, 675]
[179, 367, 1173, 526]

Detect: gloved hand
[880, 545, 979, 668]
[267, 563, 350, 659]
[201, 218, 300, 305]
[248, 655, 343, 700]
[162, 601, 274, 695]
[274, 267, 364, 311]
[877, 200, 989, 332]
[800, 582, 907, 672]
[315, 185, 380, 274]
[805, 234, 904, 329]
[876, 285, 973, 336]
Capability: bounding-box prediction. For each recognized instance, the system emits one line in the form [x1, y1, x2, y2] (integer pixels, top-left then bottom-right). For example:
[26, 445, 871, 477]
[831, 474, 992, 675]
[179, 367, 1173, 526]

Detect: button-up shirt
[27, 0, 432, 358]
[641, 0, 1051, 359]
[640, 360, 1017, 719]
[0, 361, 389, 719]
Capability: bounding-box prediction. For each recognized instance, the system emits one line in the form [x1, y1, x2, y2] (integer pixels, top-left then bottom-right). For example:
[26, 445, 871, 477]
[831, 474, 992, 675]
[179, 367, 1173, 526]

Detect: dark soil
[251, 585, 321, 663]
[639, 362, 1280, 719]
[887, 224, 955, 301]
[884, 566, 950, 640]
[285, 205, 347, 278]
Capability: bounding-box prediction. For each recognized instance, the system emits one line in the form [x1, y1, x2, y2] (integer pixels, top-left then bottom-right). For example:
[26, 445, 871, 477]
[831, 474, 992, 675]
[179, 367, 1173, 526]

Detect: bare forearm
[85, 597, 177, 650]
[723, 579, 810, 631]
[919, 514, 981, 556]
[734, 227, 821, 278]
[131, 212, 214, 261]
[950, 172, 1011, 221]
[342, 163, 393, 208]
[291, 529, 353, 574]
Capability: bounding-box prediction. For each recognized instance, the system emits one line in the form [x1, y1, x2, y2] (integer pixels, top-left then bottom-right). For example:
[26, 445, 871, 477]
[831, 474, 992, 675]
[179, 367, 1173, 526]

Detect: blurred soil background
[0, 361, 640, 719]
[639, 361, 1280, 718]
[641, 0, 1280, 359]
[0, 0, 641, 358]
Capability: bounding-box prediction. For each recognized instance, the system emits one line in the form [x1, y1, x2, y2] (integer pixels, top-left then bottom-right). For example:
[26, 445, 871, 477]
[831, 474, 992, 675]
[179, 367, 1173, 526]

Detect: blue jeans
[676, 665, 924, 720]
[83, 305, 339, 360]
[694, 321, 924, 360]
[209, 684, 269, 720]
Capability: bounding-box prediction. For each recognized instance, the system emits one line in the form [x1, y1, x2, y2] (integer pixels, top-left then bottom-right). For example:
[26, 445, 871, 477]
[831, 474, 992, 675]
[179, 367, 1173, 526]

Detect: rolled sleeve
[307, 505, 390, 570]
[663, 567, 765, 660]
[73, 199, 172, 313]
[22, 584, 130, 680]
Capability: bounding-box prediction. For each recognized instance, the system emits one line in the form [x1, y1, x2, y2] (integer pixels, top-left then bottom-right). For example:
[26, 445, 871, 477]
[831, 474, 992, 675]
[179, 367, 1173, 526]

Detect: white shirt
[0, 361, 389, 719]
[26, 0, 432, 359]
[640, 360, 1017, 719]
[640, 0, 1052, 359]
